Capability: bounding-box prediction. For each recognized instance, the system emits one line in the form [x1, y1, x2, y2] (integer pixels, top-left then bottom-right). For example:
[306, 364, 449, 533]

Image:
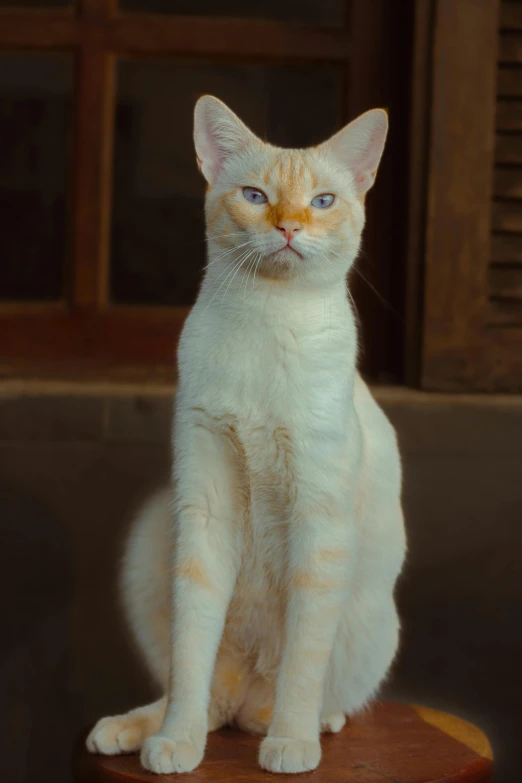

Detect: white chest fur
[177, 281, 358, 432]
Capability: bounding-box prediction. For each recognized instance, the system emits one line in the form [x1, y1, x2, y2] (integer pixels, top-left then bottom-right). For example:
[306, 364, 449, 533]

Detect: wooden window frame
[0, 0, 359, 382]
[13, 1, 514, 392]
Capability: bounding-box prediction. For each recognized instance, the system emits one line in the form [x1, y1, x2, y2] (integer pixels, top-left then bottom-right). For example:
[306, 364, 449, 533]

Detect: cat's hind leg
[87, 697, 166, 755]
[320, 713, 346, 733]
[235, 674, 274, 735]
[328, 591, 400, 718]
[235, 671, 346, 736]
[208, 645, 253, 731]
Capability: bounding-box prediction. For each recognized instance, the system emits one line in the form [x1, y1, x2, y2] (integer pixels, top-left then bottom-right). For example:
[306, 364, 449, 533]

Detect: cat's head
[194, 95, 387, 286]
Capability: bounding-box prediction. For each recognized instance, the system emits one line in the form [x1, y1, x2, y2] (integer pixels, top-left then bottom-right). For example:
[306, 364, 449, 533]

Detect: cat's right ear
[194, 95, 257, 185]
[321, 108, 388, 196]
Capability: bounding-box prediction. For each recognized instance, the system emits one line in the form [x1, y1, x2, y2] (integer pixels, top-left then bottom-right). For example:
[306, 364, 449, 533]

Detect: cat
[86, 95, 406, 775]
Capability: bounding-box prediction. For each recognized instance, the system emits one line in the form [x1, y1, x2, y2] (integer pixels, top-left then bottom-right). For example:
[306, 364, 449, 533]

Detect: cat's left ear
[194, 95, 258, 185]
[322, 109, 388, 196]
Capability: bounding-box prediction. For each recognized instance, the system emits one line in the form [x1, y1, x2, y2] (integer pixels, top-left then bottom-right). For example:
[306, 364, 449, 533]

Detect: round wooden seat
[74, 702, 493, 782]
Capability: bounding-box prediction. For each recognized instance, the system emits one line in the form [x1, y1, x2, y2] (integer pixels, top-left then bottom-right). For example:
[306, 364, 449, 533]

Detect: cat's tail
[119, 488, 172, 690]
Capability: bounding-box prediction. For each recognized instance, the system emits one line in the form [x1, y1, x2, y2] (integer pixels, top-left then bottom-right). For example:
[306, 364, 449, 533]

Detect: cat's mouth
[270, 245, 304, 261]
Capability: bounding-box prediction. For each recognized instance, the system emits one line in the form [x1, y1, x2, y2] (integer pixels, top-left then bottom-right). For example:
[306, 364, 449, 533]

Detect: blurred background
[0, 1, 520, 781]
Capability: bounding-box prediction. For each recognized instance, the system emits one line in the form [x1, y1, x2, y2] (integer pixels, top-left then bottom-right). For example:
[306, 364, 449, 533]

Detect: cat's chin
[265, 246, 303, 264]
[280, 246, 304, 261]
[255, 251, 300, 281]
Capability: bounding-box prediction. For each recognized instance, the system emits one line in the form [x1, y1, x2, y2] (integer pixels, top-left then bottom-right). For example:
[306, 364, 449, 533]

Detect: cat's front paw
[141, 734, 204, 774]
[259, 736, 321, 773]
[87, 716, 145, 755]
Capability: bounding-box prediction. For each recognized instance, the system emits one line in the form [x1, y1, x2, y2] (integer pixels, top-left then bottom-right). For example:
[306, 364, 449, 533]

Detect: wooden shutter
[493, 3, 522, 330]
[420, 0, 522, 391]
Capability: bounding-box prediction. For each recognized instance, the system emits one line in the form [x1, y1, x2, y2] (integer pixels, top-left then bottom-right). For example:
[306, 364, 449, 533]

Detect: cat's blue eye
[243, 187, 268, 205]
[311, 193, 335, 209]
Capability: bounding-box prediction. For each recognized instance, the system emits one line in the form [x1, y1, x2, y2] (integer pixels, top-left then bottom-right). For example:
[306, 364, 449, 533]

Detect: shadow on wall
[0, 484, 79, 783]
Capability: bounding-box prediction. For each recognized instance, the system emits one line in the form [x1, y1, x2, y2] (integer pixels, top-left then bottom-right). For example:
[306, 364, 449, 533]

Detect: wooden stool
[74, 702, 493, 782]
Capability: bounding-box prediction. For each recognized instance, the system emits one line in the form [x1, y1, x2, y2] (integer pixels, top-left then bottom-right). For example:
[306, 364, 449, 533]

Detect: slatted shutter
[420, 0, 522, 391]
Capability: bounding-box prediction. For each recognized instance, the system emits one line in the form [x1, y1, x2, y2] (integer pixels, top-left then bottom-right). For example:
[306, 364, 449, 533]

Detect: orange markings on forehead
[259, 157, 286, 187]
[275, 157, 286, 179]
[260, 152, 309, 190]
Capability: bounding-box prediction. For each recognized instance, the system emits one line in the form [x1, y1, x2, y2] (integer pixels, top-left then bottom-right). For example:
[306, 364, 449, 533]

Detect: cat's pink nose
[275, 222, 302, 242]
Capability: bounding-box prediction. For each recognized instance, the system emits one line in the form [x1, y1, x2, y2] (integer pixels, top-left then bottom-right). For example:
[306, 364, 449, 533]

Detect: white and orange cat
[87, 96, 406, 775]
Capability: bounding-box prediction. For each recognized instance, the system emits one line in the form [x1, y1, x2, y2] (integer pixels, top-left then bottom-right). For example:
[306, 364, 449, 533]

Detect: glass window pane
[111, 60, 343, 306]
[120, 0, 344, 27]
[0, 54, 72, 301]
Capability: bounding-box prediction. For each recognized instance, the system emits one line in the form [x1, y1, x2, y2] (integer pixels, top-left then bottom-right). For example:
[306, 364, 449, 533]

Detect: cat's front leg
[259, 447, 355, 774]
[141, 418, 242, 775]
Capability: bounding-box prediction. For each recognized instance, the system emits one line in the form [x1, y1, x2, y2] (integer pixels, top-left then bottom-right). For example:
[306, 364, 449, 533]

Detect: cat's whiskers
[221, 247, 257, 309]
[184, 231, 246, 247]
[317, 252, 355, 331]
[328, 248, 402, 320]
[201, 244, 255, 315]
[207, 232, 248, 247]
[237, 249, 255, 301]
[345, 285, 359, 326]
[203, 239, 253, 271]
[313, 254, 336, 334]
[209, 232, 246, 240]
[242, 251, 260, 301]
[251, 253, 263, 300]
[207, 248, 248, 285]
[313, 255, 329, 332]
[248, 253, 263, 299]
[201, 255, 231, 273]
[202, 257, 245, 316]
[214, 239, 252, 259]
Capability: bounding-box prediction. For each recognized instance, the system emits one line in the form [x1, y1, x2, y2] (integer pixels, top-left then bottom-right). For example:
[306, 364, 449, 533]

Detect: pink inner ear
[324, 109, 387, 196]
[195, 96, 257, 184]
[194, 101, 227, 183]
[202, 124, 227, 178]
[195, 131, 218, 182]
